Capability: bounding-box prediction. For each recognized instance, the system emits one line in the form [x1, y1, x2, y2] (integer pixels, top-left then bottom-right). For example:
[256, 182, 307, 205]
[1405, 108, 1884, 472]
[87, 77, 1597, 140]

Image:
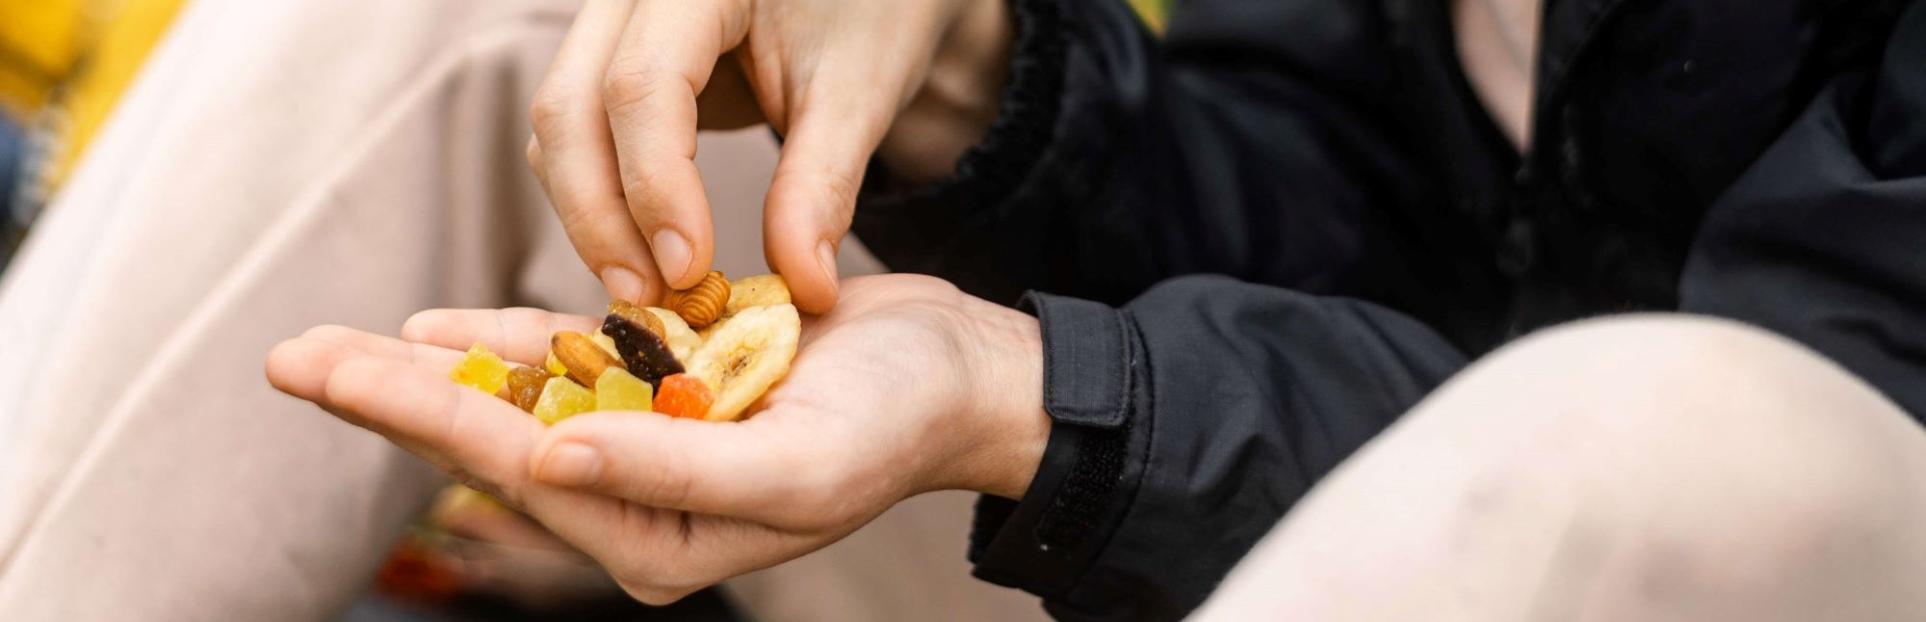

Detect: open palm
[265, 274, 1044, 602]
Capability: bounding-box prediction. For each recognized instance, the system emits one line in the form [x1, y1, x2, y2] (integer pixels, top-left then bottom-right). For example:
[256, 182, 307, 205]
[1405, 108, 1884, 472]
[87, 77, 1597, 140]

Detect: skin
[271, 0, 1921, 616]
[524, 0, 1014, 312]
[277, 0, 1030, 604]
[270, 0, 1563, 608]
[265, 275, 1050, 603]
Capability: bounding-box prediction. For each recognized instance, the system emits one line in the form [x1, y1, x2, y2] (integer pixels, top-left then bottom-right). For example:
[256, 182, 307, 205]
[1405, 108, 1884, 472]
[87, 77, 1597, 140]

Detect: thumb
[762, 104, 890, 314]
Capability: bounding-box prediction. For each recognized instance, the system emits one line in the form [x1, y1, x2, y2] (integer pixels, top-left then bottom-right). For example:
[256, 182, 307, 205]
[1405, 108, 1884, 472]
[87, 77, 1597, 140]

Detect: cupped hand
[525, 0, 1014, 312]
[265, 275, 1048, 603]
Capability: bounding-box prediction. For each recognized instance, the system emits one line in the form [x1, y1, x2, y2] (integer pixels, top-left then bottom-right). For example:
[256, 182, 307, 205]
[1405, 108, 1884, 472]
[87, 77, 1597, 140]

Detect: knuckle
[553, 197, 603, 231]
[301, 324, 356, 342]
[639, 460, 697, 509]
[601, 66, 671, 115]
[527, 85, 574, 135]
[398, 311, 442, 343]
[618, 172, 657, 213]
[818, 168, 862, 211]
[774, 166, 862, 215]
[524, 136, 543, 171]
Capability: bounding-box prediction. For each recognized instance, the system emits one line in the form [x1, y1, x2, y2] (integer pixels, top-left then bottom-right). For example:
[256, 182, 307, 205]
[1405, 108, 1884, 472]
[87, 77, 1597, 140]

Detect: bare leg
[1194, 316, 1926, 621]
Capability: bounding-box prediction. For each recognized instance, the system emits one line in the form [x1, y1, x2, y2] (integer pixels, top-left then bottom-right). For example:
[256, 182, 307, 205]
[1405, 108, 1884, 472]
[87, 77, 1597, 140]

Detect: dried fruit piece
[551, 331, 622, 388]
[505, 366, 551, 413]
[653, 374, 714, 420]
[590, 332, 622, 360]
[725, 274, 792, 316]
[595, 368, 654, 412]
[449, 344, 510, 395]
[645, 307, 701, 361]
[662, 270, 730, 328]
[533, 376, 597, 424]
[608, 299, 666, 337]
[603, 313, 684, 387]
[544, 351, 568, 377]
[683, 303, 800, 421]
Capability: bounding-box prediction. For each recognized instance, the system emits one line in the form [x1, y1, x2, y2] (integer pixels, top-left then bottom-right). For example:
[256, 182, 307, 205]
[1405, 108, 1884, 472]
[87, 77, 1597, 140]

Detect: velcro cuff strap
[1019, 292, 1131, 428]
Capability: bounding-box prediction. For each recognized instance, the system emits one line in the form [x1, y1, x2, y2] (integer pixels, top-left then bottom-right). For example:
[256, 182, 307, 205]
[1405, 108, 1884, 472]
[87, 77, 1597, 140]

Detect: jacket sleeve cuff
[967, 292, 1150, 598]
[850, 0, 1067, 285]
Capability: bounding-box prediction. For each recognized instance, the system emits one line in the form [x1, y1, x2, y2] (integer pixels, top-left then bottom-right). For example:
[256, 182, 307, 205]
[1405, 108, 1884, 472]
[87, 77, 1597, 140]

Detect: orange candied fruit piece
[653, 374, 713, 420]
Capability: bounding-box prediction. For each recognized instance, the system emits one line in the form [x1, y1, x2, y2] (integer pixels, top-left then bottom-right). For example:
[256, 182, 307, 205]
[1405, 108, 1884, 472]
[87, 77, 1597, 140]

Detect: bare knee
[1435, 314, 1913, 453]
[1418, 315, 1926, 617]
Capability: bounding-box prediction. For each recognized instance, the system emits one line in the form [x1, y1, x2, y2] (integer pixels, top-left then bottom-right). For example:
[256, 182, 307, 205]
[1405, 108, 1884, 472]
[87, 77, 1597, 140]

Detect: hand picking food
[448, 272, 800, 424]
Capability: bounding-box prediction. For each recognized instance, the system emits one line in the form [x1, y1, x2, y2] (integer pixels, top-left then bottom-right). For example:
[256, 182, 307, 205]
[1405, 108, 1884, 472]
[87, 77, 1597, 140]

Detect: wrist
[876, 0, 1014, 185]
[952, 294, 1050, 500]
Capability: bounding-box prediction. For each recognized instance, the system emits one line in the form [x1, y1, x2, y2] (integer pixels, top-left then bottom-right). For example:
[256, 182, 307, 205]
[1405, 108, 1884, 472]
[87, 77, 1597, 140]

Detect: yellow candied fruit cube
[533, 376, 597, 425]
[595, 368, 653, 412]
[449, 343, 510, 394]
[545, 350, 568, 377]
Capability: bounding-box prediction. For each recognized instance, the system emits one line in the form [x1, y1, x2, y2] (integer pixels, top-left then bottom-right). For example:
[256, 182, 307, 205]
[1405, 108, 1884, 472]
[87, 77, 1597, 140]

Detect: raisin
[603, 314, 683, 388]
[505, 366, 550, 413]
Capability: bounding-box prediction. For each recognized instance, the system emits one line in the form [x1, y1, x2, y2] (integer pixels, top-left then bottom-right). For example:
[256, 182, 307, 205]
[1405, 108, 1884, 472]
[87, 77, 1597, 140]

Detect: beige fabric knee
[1194, 315, 1926, 621]
[0, 1, 593, 618]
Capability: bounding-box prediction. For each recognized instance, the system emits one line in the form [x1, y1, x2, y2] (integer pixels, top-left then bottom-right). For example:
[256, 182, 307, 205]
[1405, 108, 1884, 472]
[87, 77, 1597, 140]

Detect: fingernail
[601, 267, 643, 303]
[536, 443, 603, 487]
[651, 230, 694, 286]
[816, 240, 839, 291]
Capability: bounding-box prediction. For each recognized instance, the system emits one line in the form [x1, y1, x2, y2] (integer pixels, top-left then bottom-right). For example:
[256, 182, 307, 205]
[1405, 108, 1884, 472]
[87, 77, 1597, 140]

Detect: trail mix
[448, 272, 800, 423]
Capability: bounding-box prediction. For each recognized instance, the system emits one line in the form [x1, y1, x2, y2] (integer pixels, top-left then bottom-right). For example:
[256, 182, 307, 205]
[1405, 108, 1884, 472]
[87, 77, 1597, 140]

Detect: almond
[550, 331, 622, 388]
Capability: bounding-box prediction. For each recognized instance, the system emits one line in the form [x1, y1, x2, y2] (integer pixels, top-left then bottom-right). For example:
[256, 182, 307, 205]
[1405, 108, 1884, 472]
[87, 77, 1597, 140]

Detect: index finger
[264, 327, 719, 602]
[529, 0, 662, 305]
[602, 0, 751, 288]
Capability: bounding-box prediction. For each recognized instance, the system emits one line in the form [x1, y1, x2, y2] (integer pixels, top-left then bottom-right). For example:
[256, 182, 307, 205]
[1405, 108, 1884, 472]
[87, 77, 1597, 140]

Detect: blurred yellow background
[1, 0, 186, 189]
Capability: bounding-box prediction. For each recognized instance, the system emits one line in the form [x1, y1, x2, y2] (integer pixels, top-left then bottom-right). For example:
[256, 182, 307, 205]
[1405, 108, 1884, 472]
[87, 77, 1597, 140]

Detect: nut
[607, 299, 666, 337]
[663, 271, 730, 329]
[550, 331, 622, 389]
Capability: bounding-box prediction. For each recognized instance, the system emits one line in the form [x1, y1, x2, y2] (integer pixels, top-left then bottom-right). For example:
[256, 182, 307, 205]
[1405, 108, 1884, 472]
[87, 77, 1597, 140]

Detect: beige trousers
[1195, 317, 1926, 621]
[0, 0, 1042, 620]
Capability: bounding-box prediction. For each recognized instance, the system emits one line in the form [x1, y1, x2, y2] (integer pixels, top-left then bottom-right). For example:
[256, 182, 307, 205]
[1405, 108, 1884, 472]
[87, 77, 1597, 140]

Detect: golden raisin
[607, 299, 666, 337]
[505, 366, 551, 413]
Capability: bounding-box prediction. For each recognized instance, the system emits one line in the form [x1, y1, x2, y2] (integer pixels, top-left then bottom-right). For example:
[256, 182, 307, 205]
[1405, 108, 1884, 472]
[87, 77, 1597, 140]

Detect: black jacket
[853, 0, 1926, 619]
